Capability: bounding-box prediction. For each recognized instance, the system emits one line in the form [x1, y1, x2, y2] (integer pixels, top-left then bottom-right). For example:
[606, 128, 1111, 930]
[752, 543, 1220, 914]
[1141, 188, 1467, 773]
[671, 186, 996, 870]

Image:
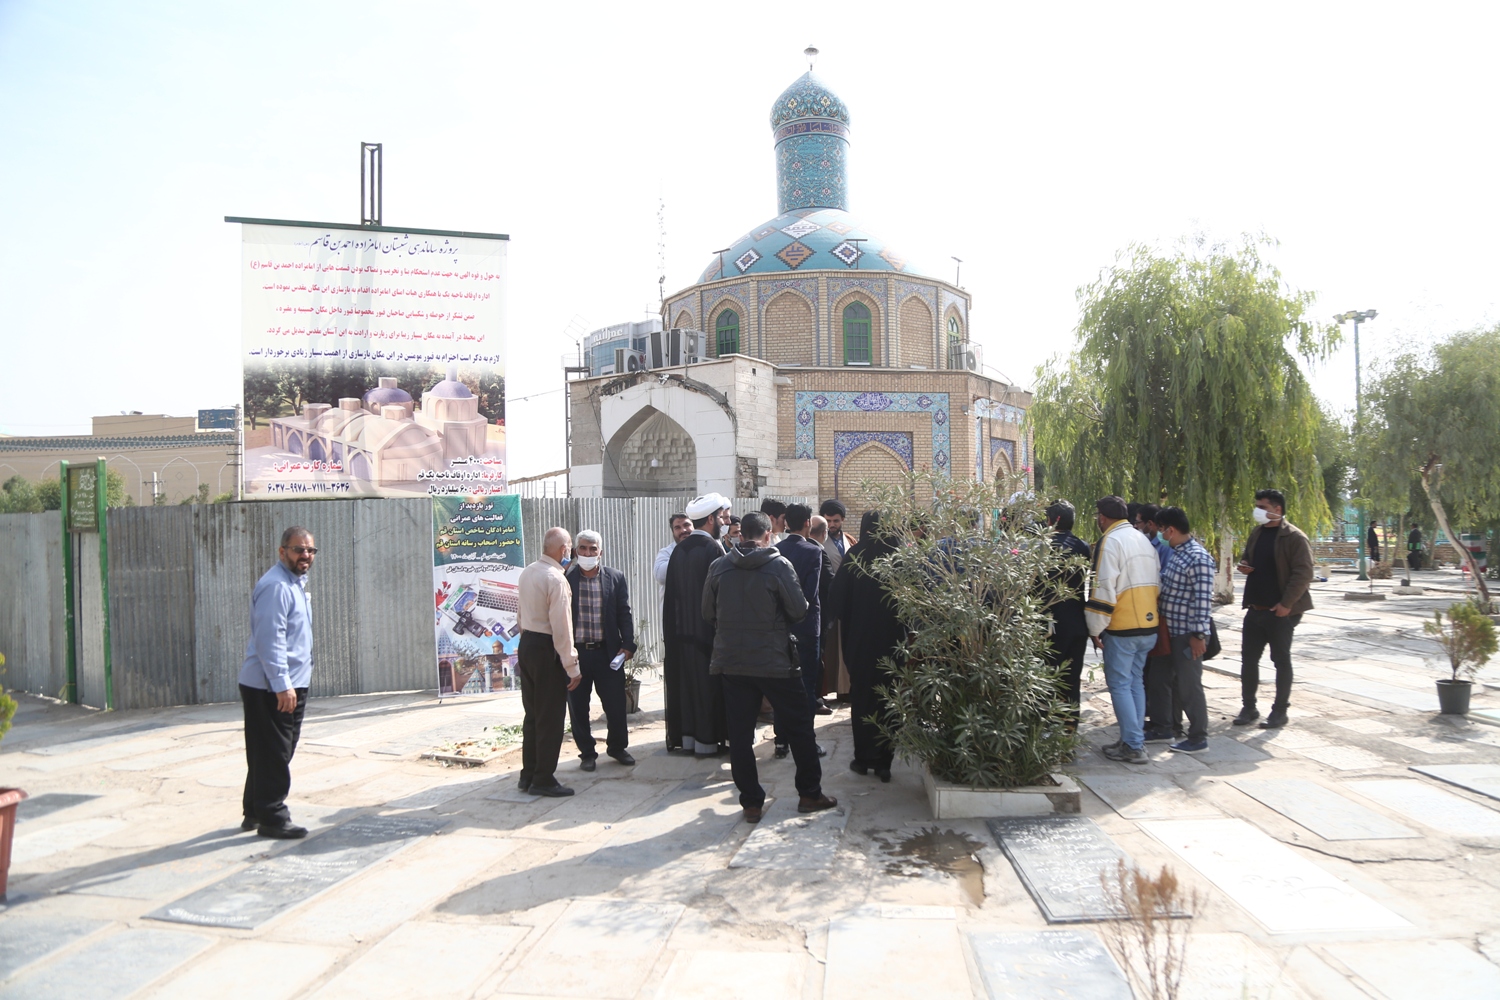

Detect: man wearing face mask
[1235, 488, 1315, 729]
[565, 530, 637, 771]
[663, 493, 731, 754]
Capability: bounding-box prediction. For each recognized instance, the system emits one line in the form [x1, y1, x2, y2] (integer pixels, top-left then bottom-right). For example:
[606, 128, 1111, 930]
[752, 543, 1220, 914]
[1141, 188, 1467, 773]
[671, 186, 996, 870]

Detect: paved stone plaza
[3, 572, 1500, 998]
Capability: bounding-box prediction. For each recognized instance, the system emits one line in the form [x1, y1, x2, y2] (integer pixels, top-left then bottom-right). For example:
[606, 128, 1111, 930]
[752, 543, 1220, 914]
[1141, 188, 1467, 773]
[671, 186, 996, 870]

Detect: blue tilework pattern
[769, 72, 851, 130]
[777, 132, 849, 213]
[697, 209, 922, 283]
[992, 437, 1016, 470]
[796, 391, 950, 474]
[835, 431, 914, 477]
[896, 280, 938, 311]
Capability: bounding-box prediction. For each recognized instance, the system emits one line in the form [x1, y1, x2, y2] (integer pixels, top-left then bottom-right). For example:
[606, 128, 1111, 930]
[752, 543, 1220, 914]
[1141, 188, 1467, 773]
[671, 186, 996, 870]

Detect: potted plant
[1424, 599, 1498, 715]
[863, 473, 1085, 818]
[623, 624, 660, 715]
[0, 652, 25, 902]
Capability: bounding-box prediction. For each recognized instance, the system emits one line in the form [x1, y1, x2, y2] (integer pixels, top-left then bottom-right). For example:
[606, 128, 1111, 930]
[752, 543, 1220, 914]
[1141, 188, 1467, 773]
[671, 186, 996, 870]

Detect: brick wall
[763, 290, 815, 366]
[899, 295, 935, 368]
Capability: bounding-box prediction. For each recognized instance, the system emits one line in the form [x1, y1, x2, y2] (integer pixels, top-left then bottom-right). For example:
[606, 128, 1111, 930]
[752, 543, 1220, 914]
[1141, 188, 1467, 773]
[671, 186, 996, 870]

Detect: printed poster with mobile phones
[432, 493, 525, 697]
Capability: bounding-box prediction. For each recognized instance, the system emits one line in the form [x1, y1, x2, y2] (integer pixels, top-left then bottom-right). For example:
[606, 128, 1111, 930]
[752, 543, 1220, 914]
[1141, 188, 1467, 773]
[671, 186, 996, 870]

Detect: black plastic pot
[1436, 678, 1472, 715]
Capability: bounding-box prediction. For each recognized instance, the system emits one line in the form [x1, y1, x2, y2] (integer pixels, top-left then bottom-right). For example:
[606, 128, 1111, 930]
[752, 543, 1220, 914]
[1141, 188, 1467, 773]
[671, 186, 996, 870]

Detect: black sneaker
[774, 743, 789, 759]
[1232, 708, 1260, 726]
[1143, 730, 1174, 744]
[1259, 708, 1289, 729]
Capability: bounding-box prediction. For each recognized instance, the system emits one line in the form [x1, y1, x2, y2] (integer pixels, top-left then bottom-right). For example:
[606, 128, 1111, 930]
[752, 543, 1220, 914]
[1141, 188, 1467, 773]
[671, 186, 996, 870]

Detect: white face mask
[575, 555, 600, 571]
[1252, 507, 1272, 525]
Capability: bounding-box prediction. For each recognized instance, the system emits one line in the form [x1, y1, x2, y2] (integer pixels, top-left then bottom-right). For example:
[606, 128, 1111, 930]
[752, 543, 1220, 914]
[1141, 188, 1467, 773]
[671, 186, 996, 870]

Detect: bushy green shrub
[1425, 599, 1498, 682]
[861, 472, 1085, 788]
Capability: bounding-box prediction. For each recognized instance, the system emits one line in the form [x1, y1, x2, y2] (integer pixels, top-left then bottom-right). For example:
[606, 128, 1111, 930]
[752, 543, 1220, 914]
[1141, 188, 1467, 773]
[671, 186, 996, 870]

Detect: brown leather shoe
[797, 794, 838, 814]
[744, 805, 764, 823]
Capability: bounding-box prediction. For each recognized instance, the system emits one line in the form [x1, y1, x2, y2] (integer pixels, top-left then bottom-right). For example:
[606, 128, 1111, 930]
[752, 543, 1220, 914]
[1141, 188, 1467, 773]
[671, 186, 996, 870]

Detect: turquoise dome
[698, 207, 922, 281]
[769, 72, 850, 130]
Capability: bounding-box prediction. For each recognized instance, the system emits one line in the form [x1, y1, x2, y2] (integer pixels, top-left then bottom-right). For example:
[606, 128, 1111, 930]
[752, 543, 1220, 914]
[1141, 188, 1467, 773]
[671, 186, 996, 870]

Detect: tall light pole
[1335, 309, 1378, 581]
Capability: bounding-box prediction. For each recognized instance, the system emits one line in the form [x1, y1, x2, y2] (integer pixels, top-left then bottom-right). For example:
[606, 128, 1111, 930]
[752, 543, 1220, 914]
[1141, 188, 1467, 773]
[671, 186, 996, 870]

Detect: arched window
[947, 315, 963, 367]
[843, 301, 872, 365]
[715, 309, 740, 357]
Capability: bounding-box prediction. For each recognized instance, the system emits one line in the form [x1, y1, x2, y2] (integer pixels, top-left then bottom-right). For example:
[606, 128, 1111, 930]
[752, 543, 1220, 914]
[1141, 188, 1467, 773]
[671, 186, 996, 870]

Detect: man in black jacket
[776, 503, 835, 751]
[1044, 500, 1092, 729]
[703, 512, 838, 823]
[565, 529, 638, 770]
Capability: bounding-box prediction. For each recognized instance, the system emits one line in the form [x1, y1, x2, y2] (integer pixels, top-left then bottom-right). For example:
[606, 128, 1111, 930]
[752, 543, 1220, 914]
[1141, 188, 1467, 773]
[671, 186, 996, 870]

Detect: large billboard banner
[233, 219, 508, 498]
[432, 493, 526, 697]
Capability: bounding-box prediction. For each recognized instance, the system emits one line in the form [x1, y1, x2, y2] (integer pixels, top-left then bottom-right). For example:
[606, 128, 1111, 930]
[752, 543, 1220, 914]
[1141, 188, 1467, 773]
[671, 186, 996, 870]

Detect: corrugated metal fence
[0, 496, 801, 709]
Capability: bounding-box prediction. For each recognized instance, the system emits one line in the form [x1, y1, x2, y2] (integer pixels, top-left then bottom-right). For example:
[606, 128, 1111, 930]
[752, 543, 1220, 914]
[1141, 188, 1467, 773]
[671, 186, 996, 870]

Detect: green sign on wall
[66, 464, 99, 532]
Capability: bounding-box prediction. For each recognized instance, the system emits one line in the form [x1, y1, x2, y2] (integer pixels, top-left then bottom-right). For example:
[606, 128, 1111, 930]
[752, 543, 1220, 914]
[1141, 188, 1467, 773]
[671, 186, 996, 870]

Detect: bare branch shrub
[1097, 860, 1202, 1000]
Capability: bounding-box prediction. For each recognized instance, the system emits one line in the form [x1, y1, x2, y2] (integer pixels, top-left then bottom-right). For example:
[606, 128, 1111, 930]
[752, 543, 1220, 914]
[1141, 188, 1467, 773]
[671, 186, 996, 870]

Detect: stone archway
[602, 406, 697, 497]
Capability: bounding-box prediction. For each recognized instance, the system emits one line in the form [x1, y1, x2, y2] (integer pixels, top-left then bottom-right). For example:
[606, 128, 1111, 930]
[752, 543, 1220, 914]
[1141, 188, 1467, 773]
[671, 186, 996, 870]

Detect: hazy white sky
[2, 1, 1496, 477]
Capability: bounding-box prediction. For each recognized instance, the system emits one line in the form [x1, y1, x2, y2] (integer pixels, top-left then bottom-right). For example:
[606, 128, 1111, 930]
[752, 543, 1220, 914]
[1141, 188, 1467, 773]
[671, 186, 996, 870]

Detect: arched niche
[602, 406, 697, 497]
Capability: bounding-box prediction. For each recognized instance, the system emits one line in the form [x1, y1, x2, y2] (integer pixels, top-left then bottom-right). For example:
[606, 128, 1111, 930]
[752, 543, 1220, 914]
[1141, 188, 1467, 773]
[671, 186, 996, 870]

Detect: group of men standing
[1044, 489, 1315, 764]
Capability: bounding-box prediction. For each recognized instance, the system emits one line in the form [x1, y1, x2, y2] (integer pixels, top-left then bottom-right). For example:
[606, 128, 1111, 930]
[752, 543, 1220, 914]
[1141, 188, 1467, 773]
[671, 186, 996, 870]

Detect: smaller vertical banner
[66, 464, 99, 532]
[432, 493, 526, 697]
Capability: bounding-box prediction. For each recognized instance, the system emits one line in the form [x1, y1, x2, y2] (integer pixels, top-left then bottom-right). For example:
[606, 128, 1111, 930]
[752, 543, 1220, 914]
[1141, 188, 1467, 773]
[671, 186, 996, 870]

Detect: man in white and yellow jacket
[1086, 495, 1162, 765]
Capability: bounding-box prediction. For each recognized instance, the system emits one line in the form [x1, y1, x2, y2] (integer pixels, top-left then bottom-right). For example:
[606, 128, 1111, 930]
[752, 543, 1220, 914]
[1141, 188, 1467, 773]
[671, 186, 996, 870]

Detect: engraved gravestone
[987, 816, 1135, 923]
[968, 929, 1132, 999]
[146, 814, 442, 929]
[1229, 778, 1418, 840]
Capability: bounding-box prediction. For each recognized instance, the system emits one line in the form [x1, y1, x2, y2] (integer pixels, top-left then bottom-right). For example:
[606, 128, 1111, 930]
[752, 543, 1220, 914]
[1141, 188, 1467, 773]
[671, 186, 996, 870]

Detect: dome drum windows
[715, 309, 740, 357]
[842, 301, 872, 365]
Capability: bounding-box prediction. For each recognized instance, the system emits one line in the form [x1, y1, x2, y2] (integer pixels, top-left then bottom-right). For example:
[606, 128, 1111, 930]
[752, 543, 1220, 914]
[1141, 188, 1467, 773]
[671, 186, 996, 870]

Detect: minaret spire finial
[804, 45, 818, 72]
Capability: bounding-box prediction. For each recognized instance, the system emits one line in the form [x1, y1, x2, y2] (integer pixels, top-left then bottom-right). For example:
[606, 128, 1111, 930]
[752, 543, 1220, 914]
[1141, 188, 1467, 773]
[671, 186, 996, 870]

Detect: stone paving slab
[586, 781, 744, 869]
[968, 928, 1131, 998]
[66, 829, 285, 899]
[311, 921, 526, 1000]
[0, 914, 109, 980]
[19, 721, 170, 755]
[1228, 778, 1419, 840]
[268, 834, 515, 946]
[10, 817, 127, 865]
[13, 737, 179, 772]
[988, 816, 1133, 923]
[1408, 763, 1500, 803]
[656, 949, 805, 1000]
[522, 778, 671, 842]
[1295, 745, 1389, 771]
[11, 792, 99, 825]
[147, 814, 443, 929]
[1330, 718, 1397, 735]
[1346, 779, 1500, 837]
[1384, 735, 1474, 756]
[1140, 819, 1410, 933]
[1078, 774, 1221, 820]
[1324, 939, 1500, 997]
[0, 927, 212, 1000]
[824, 910, 971, 999]
[1179, 932, 1312, 999]
[103, 744, 233, 772]
[728, 798, 849, 869]
[499, 898, 684, 999]
[148, 940, 344, 1000]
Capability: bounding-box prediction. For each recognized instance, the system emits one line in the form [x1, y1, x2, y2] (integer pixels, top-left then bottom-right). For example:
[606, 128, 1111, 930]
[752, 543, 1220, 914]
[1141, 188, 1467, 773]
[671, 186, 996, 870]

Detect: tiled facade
[565, 60, 1032, 509]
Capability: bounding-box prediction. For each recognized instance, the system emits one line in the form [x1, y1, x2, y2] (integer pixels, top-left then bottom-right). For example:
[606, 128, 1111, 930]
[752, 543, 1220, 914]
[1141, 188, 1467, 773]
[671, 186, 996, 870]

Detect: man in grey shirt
[239, 526, 317, 839]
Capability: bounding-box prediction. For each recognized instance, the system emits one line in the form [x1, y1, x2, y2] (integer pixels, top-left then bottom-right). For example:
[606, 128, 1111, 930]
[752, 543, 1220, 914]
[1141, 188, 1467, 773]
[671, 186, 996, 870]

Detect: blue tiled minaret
[771, 47, 850, 213]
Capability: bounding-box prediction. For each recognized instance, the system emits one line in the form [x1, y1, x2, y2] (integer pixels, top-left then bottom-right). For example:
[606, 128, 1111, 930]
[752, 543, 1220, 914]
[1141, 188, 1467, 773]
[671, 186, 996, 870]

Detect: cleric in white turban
[662, 492, 731, 753]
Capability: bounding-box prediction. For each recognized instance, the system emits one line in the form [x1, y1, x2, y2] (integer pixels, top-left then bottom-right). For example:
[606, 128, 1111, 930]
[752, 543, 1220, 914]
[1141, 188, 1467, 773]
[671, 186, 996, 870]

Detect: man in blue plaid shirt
[1155, 506, 1215, 753]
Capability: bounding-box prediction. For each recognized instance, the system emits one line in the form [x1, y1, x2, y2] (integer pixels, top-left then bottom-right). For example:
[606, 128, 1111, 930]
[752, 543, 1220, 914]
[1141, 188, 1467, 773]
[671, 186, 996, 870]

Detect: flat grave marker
[12, 792, 99, 824]
[1140, 818, 1410, 933]
[1409, 763, 1500, 803]
[1347, 778, 1500, 837]
[0, 915, 109, 981]
[146, 814, 442, 929]
[0, 927, 211, 1000]
[499, 899, 683, 999]
[729, 799, 849, 870]
[986, 816, 1140, 923]
[968, 929, 1132, 999]
[1228, 777, 1419, 840]
[1295, 745, 1388, 771]
[1078, 774, 1220, 820]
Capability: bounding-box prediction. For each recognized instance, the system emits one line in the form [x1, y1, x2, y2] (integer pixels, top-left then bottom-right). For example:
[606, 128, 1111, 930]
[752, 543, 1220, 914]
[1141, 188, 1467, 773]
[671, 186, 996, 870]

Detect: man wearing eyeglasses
[238, 526, 318, 839]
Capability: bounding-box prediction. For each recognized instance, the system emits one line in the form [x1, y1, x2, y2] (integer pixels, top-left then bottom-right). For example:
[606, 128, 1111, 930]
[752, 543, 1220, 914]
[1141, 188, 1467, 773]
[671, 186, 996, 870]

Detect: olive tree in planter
[863, 473, 1087, 818]
[1424, 599, 1498, 715]
[0, 652, 25, 901]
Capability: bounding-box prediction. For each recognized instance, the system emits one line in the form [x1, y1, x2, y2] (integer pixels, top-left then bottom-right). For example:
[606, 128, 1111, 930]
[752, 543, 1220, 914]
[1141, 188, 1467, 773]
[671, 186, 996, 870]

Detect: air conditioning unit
[614, 347, 648, 373]
[948, 342, 982, 372]
[677, 329, 703, 364]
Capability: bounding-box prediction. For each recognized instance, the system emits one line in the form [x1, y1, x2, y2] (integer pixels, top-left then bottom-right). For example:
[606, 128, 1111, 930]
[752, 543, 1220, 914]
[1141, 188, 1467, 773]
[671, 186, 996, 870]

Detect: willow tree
[1031, 237, 1336, 587]
[1363, 327, 1500, 605]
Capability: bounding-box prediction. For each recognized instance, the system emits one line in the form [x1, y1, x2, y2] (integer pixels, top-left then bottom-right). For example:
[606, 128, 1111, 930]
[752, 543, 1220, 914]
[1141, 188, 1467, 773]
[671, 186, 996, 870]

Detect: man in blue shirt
[1155, 507, 1215, 753]
[239, 526, 317, 838]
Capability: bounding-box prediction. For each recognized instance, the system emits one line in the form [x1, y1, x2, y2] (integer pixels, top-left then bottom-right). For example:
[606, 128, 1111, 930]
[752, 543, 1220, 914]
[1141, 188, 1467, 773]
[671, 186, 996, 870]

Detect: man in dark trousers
[663, 493, 730, 754]
[775, 503, 834, 754]
[239, 526, 318, 838]
[1235, 488, 1316, 729]
[517, 526, 583, 796]
[703, 511, 837, 823]
[565, 529, 637, 771]
[1043, 500, 1091, 730]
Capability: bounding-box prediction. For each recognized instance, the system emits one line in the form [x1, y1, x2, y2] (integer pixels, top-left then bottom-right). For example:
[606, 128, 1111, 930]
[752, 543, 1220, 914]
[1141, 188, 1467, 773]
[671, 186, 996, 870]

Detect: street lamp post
[1335, 309, 1378, 582]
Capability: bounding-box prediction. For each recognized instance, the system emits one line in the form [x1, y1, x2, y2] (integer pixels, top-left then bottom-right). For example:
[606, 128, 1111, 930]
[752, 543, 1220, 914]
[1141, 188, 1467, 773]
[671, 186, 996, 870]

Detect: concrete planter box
[921, 767, 1080, 819]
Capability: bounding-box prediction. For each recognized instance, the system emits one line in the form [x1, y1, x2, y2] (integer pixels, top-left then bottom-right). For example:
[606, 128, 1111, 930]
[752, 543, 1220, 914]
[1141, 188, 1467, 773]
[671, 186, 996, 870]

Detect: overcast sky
[2, 1, 1496, 478]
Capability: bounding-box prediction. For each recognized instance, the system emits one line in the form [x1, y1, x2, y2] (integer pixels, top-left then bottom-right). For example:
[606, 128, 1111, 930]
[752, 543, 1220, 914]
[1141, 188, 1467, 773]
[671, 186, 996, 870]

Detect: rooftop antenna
[657, 195, 666, 308]
[952, 256, 963, 287]
[361, 142, 383, 226]
[713, 247, 730, 280]
[804, 45, 818, 71]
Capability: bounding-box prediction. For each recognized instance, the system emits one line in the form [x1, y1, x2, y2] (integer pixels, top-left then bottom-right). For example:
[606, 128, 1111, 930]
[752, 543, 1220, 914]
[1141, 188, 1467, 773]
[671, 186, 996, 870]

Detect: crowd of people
[235, 485, 1317, 835]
